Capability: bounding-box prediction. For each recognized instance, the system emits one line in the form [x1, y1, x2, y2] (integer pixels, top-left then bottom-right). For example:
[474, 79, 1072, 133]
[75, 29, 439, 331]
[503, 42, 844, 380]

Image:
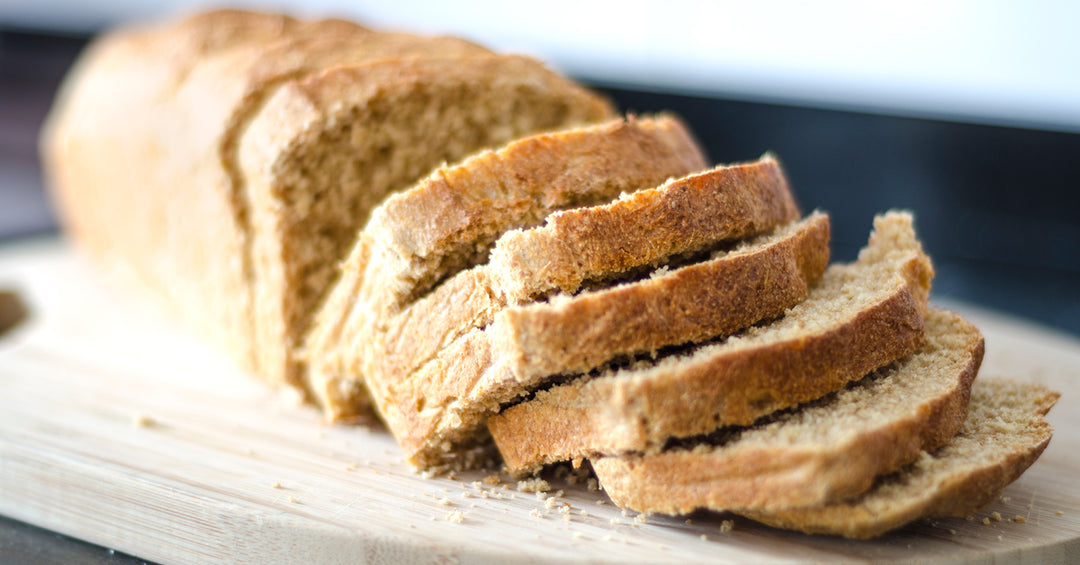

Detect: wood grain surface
[0, 239, 1077, 564]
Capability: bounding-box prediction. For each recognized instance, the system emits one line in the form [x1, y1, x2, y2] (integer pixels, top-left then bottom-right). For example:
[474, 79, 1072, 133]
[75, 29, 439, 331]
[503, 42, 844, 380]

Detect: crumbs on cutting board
[131, 413, 155, 427]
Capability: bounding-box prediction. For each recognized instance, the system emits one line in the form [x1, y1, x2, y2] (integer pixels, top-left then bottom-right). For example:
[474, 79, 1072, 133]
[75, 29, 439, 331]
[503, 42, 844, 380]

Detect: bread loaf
[42, 9, 614, 395]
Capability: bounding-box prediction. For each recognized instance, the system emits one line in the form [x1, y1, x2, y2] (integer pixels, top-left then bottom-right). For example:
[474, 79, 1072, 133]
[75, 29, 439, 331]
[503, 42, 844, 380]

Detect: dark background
[1, 25, 1078, 563]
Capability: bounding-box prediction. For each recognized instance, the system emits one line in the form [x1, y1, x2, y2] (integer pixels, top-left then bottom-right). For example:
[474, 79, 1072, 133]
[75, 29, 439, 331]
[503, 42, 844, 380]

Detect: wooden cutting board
[1, 239, 1078, 565]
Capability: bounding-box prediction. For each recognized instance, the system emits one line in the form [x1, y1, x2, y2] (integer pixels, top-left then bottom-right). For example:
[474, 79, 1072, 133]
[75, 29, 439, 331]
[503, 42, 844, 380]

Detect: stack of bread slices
[43, 10, 1058, 540]
[304, 114, 1058, 538]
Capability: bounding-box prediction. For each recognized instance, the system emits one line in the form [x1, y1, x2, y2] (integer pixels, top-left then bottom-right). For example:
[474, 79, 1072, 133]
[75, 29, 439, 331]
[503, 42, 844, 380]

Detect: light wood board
[1, 239, 1078, 564]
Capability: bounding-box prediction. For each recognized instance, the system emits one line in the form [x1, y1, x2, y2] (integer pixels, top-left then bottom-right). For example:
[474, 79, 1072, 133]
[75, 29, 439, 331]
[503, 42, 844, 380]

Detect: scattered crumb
[1000, 496, 1011, 504]
[571, 532, 584, 540]
[609, 518, 619, 525]
[950, 529, 957, 535]
[685, 519, 692, 525]
[517, 478, 551, 493]
[536, 491, 548, 501]
[595, 499, 607, 506]
[461, 491, 472, 499]
[271, 482, 282, 489]
[587, 478, 600, 492]
[131, 414, 155, 428]
[719, 520, 735, 533]
[545, 497, 558, 509]
[579, 510, 589, 517]
[419, 470, 435, 480]
[530, 509, 544, 519]
[602, 535, 613, 542]
[287, 496, 298, 504]
[344, 463, 357, 471]
[997, 535, 1003, 541]
[559, 505, 571, 515]
[562, 514, 571, 523]
[982, 518, 991, 525]
[437, 497, 452, 506]
[483, 474, 501, 485]
[634, 513, 648, 524]
[469, 503, 476, 508]
[966, 515, 975, 521]
[991, 512, 1002, 522]
[1056, 510, 1064, 516]
[1015, 516, 1027, 523]
[446, 510, 464, 523]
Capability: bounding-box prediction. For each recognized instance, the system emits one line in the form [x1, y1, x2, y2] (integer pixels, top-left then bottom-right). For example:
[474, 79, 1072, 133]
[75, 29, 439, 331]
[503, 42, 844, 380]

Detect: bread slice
[304, 115, 708, 418]
[385, 212, 827, 468]
[488, 212, 934, 470]
[738, 378, 1059, 538]
[42, 10, 614, 394]
[590, 309, 982, 515]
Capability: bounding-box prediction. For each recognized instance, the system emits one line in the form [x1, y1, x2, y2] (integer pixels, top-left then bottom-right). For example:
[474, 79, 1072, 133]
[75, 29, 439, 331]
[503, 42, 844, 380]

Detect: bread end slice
[738, 378, 1059, 539]
[591, 309, 983, 515]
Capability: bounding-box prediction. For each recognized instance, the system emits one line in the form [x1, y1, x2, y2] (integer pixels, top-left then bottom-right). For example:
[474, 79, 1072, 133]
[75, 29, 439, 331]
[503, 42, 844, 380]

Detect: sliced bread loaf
[488, 211, 934, 470]
[387, 213, 828, 468]
[304, 115, 708, 418]
[42, 9, 614, 396]
[738, 378, 1059, 538]
[590, 309, 982, 514]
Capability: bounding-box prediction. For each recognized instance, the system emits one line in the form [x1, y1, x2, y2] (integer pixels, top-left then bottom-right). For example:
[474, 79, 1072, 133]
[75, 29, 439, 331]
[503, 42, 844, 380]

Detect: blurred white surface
[4, 0, 1079, 132]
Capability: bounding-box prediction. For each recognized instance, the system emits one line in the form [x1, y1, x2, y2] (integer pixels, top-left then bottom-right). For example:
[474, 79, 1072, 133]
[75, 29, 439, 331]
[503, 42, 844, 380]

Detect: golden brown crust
[738, 379, 1059, 538]
[488, 212, 933, 469]
[389, 213, 827, 468]
[590, 309, 983, 515]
